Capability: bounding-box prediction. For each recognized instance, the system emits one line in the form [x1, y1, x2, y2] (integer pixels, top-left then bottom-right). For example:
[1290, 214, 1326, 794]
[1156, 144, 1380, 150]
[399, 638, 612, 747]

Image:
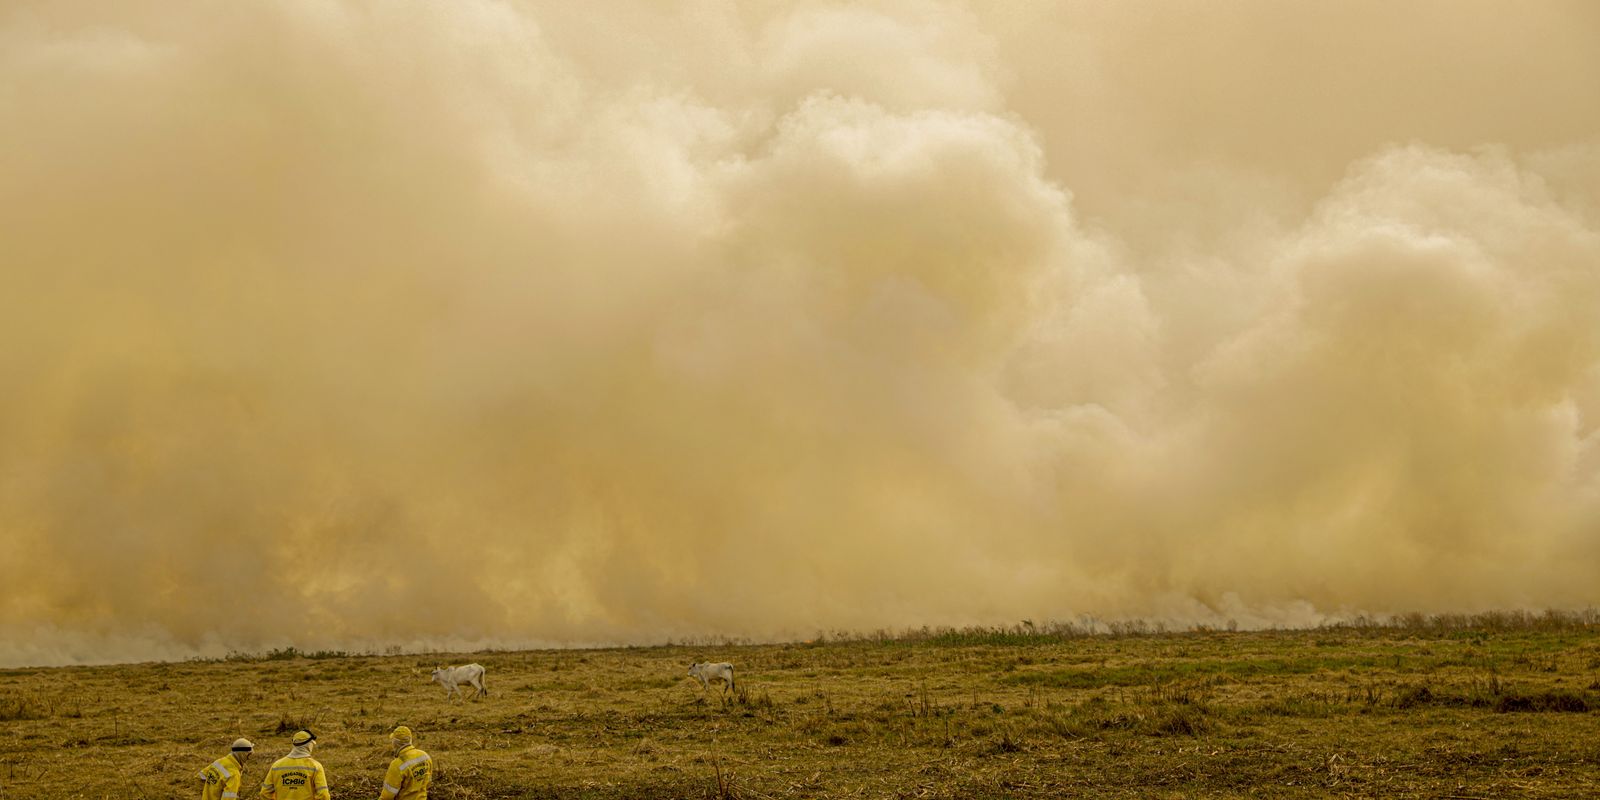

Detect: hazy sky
[2, 1, 1597, 666]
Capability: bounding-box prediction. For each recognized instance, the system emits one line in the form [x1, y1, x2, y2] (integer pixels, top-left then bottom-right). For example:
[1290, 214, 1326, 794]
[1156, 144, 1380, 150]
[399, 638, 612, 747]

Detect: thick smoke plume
[2, 1, 1597, 666]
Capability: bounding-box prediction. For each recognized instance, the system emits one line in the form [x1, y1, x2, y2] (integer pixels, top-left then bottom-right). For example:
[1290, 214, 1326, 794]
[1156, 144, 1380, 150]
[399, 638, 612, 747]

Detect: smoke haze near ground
[1, 1, 1597, 666]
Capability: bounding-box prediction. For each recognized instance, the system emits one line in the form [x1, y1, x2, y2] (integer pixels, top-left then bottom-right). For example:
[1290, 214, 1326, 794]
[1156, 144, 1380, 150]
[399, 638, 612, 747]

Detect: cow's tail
[729, 666, 736, 693]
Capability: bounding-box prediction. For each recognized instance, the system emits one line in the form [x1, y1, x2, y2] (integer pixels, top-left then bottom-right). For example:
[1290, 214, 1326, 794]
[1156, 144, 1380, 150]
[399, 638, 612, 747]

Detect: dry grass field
[5, 614, 1600, 799]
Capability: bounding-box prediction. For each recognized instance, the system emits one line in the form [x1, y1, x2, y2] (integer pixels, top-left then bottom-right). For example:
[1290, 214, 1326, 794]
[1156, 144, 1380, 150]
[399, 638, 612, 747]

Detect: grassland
[5, 614, 1600, 798]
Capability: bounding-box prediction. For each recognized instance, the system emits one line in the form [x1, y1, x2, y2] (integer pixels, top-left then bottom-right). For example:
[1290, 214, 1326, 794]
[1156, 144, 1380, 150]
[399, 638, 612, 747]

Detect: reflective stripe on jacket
[259, 755, 330, 800]
[378, 747, 431, 800]
[199, 752, 244, 800]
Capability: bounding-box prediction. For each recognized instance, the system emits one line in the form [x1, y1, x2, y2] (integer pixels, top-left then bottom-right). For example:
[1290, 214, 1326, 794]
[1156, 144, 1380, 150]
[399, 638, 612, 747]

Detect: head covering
[389, 726, 413, 745]
[291, 730, 316, 746]
[231, 738, 255, 752]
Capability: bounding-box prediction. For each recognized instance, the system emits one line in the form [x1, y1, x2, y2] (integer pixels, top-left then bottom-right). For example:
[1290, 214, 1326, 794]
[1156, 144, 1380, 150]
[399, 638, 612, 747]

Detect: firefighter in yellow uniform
[260, 730, 331, 800]
[377, 726, 431, 800]
[199, 738, 254, 800]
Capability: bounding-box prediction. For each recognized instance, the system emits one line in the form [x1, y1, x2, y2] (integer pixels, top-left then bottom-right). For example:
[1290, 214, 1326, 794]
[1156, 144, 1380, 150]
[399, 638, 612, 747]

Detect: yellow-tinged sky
[2, 1, 1598, 665]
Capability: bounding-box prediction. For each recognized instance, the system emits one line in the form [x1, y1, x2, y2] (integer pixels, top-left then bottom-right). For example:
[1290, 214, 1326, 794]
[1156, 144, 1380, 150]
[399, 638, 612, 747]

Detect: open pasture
[4, 618, 1600, 798]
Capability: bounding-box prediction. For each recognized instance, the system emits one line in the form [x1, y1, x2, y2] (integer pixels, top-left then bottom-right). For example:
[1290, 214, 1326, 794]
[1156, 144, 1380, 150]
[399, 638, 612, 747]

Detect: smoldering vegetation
[0, 1, 1597, 665]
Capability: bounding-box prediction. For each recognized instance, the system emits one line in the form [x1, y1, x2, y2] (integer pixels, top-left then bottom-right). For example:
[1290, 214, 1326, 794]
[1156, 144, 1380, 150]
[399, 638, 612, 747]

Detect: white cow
[687, 662, 736, 695]
[431, 663, 489, 700]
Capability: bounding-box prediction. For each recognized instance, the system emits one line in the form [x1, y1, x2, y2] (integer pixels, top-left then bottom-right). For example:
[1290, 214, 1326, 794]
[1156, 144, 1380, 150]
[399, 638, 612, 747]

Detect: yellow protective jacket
[198, 752, 246, 800]
[378, 746, 432, 800]
[259, 755, 330, 800]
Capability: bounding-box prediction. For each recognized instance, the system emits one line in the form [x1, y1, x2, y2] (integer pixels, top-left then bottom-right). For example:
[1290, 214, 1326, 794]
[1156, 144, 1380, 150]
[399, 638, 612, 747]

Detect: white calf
[687, 662, 736, 694]
[431, 663, 489, 700]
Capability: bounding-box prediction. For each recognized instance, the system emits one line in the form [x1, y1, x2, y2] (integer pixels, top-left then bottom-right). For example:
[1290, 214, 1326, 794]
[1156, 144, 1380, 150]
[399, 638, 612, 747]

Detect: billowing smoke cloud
[1, 1, 1597, 666]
